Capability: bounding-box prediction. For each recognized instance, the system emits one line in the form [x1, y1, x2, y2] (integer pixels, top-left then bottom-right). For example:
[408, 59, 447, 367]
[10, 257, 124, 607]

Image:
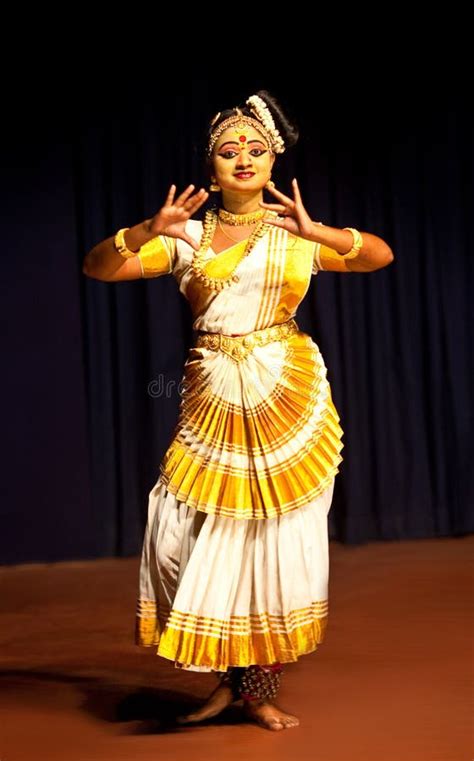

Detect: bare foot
[243, 699, 300, 731]
[176, 682, 235, 724]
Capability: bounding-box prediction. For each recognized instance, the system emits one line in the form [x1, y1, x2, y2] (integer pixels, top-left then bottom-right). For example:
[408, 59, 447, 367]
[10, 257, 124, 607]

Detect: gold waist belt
[195, 318, 299, 361]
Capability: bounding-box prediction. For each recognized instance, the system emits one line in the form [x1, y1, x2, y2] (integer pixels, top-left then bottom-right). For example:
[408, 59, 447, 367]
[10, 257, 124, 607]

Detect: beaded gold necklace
[191, 209, 275, 291]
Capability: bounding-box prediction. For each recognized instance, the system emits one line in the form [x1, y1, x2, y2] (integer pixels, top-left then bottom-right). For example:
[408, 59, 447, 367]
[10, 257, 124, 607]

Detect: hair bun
[252, 90, 299, 148]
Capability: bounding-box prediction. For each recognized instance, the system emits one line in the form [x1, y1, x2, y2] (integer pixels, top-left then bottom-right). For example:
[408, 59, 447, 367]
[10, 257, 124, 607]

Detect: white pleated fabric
[136, 476, 335, 672]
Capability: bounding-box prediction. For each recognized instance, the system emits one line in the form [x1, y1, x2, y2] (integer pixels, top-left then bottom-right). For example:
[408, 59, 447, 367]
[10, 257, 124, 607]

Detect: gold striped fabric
[159, 330, 344, 519]
[136, 598, 328, 670]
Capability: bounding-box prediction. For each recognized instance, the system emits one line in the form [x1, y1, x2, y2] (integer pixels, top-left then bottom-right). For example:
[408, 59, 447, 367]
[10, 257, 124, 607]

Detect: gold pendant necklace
[191, 210, 274, 291]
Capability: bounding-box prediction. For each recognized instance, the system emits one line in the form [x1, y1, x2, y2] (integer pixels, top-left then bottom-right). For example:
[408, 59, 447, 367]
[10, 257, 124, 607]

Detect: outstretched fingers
[187, 189, 209, 215]
[291, 178, 303, 206]
[175, 184, 197, 208]
[164, 184, 177, 206]
[174, 185, 210, 216]
[265, 184, 295, 207]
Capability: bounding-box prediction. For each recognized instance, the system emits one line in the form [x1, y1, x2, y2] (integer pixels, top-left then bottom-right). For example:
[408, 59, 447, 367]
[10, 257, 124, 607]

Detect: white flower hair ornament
[246, 95, 286, 154]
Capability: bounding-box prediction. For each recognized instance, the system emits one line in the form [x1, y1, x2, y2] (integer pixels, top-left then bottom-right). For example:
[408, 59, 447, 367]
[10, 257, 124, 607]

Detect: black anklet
[218, 663, 283, 702]
[239, 663, 283, 701]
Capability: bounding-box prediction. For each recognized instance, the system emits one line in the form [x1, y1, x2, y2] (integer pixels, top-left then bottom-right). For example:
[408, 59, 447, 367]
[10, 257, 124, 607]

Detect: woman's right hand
[146, 184, 209, 251]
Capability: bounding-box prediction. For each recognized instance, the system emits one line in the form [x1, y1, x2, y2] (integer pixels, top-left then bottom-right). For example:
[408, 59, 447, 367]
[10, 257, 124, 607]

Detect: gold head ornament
[207, 95, 285, 156]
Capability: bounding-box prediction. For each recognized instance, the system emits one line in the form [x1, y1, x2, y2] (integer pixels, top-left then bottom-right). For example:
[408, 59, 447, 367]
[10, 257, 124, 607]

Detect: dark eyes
[218, 148, 267, 159]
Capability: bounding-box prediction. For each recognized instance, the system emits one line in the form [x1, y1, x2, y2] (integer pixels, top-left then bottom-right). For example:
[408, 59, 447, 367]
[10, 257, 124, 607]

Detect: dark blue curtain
[2, 73, 471, 564]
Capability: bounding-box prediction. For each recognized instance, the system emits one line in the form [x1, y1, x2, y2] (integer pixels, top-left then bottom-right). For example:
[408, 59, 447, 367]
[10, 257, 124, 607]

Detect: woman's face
[212, 124, 275, 194]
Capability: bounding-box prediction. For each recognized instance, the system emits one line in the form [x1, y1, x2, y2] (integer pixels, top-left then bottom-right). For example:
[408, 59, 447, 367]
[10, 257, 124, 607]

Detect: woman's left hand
[260, 179, 317, 239]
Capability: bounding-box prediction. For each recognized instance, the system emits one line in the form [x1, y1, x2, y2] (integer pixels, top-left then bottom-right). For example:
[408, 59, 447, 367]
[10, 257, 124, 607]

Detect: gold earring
[266, 179, 275, 189]
[209, 177, 221, 192]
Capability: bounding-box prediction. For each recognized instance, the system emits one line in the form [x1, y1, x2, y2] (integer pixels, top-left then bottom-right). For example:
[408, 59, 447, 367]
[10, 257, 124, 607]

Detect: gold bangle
[114, 227, 139, 259]
[341, 227, 363, 259]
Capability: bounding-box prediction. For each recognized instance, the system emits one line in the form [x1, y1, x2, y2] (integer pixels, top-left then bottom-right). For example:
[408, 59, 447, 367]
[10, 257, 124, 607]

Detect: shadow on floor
[0, 669, 246, 734]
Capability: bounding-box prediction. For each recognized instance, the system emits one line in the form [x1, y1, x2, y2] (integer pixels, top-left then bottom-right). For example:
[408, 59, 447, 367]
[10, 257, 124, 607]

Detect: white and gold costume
[135, 220, 344, 672]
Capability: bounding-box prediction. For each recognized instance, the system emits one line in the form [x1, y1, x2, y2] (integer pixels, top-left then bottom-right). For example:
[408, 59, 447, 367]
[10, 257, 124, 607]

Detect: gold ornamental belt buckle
[197, 319, 298, 362]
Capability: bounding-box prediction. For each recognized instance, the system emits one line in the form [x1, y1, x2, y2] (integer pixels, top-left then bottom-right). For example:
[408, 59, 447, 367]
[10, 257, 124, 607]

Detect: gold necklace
[218, 208, 266, 226]
[217, 217, 256, 243]
[191, 210, 274, 291]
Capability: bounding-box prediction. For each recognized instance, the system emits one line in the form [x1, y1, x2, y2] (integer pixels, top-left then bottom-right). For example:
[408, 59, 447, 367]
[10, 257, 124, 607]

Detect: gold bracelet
[341, 227, 363, 259]
[114, 227, 139, 259]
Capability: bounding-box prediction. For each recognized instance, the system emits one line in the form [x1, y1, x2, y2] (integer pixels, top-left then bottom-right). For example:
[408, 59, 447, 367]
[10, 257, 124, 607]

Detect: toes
[263, 716, 285, 730]
[268, 720, 285, 731]
[275, 714, 299, 728]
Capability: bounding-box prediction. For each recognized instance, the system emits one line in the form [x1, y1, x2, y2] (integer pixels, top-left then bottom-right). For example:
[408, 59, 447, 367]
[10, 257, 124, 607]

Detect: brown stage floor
[1, 536, 472, 761]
